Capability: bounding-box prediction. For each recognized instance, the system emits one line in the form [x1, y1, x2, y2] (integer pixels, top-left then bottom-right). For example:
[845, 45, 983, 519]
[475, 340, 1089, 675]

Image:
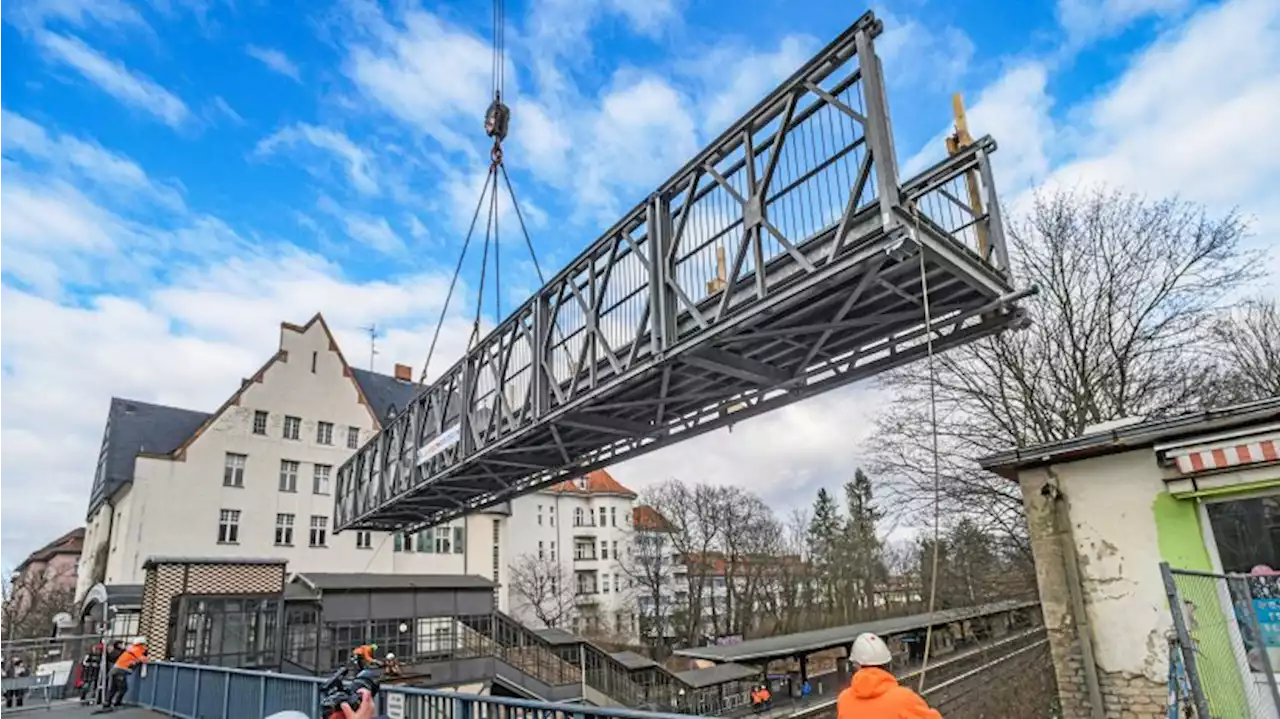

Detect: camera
[318, 651, 391, 719]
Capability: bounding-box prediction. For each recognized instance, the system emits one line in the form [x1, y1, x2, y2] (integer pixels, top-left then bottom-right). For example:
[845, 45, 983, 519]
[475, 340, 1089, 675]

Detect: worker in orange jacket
[836, 633, 942, 719]
[97, 639, 149, 713]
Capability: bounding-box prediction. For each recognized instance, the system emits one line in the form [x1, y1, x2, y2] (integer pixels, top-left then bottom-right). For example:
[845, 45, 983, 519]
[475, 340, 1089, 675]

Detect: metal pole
[852, 26, 900, 231]
[1237, 574, 1280, 712]
[1160, 562, 1213, 719]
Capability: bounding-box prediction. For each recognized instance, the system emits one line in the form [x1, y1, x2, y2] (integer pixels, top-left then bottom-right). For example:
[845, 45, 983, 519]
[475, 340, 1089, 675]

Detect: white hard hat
[851, 633, 892, 666]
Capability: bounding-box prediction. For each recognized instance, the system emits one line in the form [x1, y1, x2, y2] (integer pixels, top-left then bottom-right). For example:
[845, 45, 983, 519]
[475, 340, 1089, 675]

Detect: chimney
[394, 363, 413, 382]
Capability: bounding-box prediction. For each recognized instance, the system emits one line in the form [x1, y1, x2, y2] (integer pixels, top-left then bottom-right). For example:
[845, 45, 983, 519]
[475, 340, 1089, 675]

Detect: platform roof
[674, 662, 760, 689]
[673, 598, 1037, 664]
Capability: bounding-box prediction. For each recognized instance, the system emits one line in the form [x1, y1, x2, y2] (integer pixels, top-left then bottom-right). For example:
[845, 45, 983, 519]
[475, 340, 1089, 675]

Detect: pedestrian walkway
[43, 702, 151, 719]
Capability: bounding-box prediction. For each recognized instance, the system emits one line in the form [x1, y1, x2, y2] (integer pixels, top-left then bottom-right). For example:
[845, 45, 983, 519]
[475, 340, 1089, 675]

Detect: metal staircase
[335, 10, 1028, 534]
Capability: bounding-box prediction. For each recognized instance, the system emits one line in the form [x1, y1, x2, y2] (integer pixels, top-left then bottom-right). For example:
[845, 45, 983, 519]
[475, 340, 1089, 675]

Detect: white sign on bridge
[416, 424, 461, 466]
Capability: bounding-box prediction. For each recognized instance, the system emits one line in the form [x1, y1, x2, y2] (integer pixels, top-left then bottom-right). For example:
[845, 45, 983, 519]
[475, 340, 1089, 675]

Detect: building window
[539, 541, 545, 560]
[317, 421, 333, 445]
[603, 574, 610, 594]
[253, 411, 268, 435]
[313, 464, 331, 494]
[601, 541, 609, 560]
[1206, 494, 1280, 572]
[610, 506, 617, 527]
[275, 514, 294, 545]
[549, 506, 555, 526]
[454, 526, 465, 554]
[284, 416, 301, 440]
[394, 533, 413, 553]
[435, 527, 453, 554]
[416, 530, 433, 553]
[612, 540, 619, 559]
[537, 505, 543, 526]
[356, 530, 372, 550]
[279, 460, 299, 492]
[575, 539, 595, 560]
[347, 426, 360, 450]
[224, 453, 247, 487]
[309, 516, 328, 547]
[550, 541, 556, 561]
[218, 509, 240, 544]
[574, 507, 585, 527]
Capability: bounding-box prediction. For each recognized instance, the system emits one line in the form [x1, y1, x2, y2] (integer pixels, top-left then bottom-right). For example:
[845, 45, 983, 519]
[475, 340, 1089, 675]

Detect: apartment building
[506, 471, 639, 640]
[76, 314, 509, 609]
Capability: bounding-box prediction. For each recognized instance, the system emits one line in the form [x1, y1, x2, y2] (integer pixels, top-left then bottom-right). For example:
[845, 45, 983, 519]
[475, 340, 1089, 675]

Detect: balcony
[575, 590, 600, 605]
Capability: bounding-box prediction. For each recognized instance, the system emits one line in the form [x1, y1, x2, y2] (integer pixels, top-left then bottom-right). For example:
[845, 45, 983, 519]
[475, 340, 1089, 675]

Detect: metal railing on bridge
[334, 9, 1028, 535]
[128, 662, 699, 719]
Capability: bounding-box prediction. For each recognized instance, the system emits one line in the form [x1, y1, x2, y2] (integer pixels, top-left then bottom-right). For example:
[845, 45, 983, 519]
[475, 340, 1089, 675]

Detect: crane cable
[418, 0, 546, 385]
[911, 202, 944, 693]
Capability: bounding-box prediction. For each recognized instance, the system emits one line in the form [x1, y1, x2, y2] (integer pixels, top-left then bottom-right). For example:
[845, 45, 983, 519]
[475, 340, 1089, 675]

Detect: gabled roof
[544, 469, 637, 498]
[15, 527, 86, 573]
[633, 505, 673, 532]
[87, 398, 211, 516]
[350, 367, 423, 424]
[85, 313, 419, 518]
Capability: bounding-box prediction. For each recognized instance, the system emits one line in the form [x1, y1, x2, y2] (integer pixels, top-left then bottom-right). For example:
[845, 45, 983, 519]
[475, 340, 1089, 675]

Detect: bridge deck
[335, 10, 1027, 534]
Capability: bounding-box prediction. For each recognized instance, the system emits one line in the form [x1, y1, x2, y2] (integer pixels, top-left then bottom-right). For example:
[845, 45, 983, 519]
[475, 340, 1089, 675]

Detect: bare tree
[1208, 298, 1280, 403]
[619, 506, 679, 652]
[872, 189, 1258, 551]
[507, 554, 577, 630]
[645, 480, 724, 646]
[2, 567, 76, 641]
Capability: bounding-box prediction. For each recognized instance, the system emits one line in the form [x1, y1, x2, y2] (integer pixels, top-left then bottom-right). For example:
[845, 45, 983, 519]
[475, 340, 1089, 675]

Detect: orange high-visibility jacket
[836, 667, 942, 719]
[113, 644, 149, 671]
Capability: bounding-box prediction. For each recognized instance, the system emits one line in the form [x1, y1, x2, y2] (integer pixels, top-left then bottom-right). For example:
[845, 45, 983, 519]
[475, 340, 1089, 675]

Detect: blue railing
[130, 662, 699, 719]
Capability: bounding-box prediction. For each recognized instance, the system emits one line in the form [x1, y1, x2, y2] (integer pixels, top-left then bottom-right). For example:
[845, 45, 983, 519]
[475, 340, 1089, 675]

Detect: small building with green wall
[981, 397, 1280, 719]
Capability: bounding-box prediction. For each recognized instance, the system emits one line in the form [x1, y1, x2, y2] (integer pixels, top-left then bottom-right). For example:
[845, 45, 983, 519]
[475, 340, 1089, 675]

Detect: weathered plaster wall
[1030, 451, 1173, 681]
[1019, 450, 1173, 718]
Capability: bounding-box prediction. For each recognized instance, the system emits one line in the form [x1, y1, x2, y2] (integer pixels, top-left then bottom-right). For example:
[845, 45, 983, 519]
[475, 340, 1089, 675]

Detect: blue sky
[3, 0, 1278, 569]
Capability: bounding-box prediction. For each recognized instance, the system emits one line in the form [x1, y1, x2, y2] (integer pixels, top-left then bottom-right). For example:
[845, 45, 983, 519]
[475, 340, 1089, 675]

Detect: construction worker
[351, 644, 378, 667]
[836, 633, 941, 719]
[97, 638, 148, 712]
[80, 644, 104, 703]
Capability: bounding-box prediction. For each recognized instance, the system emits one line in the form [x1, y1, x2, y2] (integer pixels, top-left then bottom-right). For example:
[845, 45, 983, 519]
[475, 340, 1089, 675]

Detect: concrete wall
[80, 320, 508, 609]
[1018, 450, 1171, 719]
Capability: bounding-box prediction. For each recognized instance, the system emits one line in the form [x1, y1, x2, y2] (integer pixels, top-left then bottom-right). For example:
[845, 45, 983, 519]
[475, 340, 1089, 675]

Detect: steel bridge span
[334, 11, 1029, 534]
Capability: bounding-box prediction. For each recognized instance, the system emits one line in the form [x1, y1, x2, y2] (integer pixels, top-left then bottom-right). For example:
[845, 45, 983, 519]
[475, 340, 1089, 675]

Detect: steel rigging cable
[418, 0, 544, 385]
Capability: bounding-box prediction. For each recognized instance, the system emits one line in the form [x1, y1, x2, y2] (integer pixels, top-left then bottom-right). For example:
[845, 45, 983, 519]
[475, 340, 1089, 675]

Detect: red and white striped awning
[1166, 435, 1280, 475]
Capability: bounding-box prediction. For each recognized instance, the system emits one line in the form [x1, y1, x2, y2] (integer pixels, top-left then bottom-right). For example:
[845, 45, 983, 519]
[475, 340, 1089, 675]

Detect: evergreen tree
[807, 488, 843, 621]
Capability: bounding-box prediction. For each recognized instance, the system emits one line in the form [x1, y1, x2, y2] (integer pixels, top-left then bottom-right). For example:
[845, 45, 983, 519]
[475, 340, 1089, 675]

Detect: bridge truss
[334, 11, 1030, 533]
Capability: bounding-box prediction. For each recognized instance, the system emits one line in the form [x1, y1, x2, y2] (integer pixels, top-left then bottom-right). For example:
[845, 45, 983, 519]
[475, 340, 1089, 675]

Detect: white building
[506, 471, 640, 640]
[76, 314, 510, 609]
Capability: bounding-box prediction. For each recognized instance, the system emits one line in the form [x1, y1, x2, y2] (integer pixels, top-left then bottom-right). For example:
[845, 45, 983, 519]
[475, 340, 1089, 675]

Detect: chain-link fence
[1161, 562, 1280, 718]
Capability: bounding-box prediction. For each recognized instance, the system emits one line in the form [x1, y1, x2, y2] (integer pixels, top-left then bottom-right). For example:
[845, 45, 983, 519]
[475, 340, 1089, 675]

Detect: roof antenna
[360, 323, 381, 371]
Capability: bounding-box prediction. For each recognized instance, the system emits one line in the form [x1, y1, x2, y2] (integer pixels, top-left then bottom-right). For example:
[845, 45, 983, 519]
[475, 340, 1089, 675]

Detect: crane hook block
[484, 97, 510, 142]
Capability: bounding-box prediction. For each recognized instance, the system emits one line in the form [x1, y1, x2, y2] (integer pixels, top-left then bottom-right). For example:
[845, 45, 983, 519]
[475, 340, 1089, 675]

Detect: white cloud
[1057, 0, 1189, 46]
[876, 14, 975, 93]
[692, 34, 819, 136]
[345, 9, 494, 152]
[0, 253, 470, 567]
[35, 31, 190, 128]
[256, 123, 379, 195]
[207, 96, 245, 125]
[901, 62, 1055, 193]
[3, 109, 186, 209]
[246, 44, 302, 82]
[7, 0, 147, 31]
[604, 0, 679, 37]
[1045, 0, 1280, 227]
[343, 213, 404, 254]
